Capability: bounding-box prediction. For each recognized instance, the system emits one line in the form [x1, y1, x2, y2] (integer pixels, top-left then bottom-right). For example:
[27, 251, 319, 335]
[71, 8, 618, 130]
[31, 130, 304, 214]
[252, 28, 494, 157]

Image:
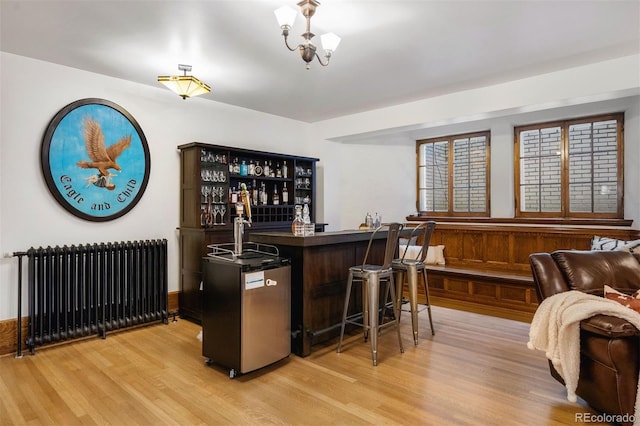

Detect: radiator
[25, 239, 168, 353]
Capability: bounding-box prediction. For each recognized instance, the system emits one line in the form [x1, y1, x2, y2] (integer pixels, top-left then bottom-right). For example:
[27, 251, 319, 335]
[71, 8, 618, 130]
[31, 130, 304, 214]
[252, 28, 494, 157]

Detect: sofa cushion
[591, 235, 628, 251]
[591, 235, 640, 253]
[551, 250, 640, 293]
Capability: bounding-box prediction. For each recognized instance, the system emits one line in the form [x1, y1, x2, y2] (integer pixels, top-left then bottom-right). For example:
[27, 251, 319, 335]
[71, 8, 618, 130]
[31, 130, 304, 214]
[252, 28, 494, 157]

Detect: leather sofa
[530, 250, 640, 422]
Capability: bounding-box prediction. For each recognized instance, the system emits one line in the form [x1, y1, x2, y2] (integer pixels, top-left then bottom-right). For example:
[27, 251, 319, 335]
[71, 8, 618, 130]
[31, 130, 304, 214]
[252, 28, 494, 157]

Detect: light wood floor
[0, 306, 608, 425]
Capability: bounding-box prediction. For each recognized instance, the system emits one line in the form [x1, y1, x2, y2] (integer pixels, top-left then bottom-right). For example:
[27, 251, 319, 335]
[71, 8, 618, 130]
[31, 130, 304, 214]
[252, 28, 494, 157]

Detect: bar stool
[392, 221, 436, 344]
[337, 223, 404, 366]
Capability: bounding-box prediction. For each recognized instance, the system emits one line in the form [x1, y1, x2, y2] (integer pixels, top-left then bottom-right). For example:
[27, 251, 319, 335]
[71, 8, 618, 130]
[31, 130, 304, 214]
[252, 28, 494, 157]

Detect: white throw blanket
[527, 291, 640, 425]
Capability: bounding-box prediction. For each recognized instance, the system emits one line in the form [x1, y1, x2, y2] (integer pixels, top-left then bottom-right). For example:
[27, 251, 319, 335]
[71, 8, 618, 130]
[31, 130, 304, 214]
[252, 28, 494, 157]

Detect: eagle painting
[76, 117, 131, 190]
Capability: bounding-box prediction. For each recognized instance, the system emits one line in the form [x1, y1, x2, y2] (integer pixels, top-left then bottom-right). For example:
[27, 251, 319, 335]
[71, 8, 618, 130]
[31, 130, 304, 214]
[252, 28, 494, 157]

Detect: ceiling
[1, 0, 639, 123]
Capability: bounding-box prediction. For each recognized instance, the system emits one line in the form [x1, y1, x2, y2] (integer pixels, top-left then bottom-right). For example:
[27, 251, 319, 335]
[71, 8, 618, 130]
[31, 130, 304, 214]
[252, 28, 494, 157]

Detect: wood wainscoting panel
[484, 231, 510, 265]
[511, 230, 539, 271]
[462, 231, 485, 262]
[444, 278, 470, 294]
[499, 285, 531, 305]
[428, 274, 445, 292]
[473, 282, 498, 299]
[433, 229, 460, 260]
[539, 234, 587, 253]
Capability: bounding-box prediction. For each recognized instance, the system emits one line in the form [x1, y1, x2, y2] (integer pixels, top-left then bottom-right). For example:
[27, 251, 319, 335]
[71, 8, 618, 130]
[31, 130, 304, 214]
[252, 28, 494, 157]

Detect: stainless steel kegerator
[202, 245, 291, 378]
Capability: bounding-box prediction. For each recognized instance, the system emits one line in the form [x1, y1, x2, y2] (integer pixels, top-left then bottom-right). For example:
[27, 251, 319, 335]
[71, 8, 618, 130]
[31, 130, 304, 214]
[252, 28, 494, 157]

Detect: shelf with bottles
[227, 156, 292, 181]
[228, 179, 292, 208]
[179, 142, 317, 230]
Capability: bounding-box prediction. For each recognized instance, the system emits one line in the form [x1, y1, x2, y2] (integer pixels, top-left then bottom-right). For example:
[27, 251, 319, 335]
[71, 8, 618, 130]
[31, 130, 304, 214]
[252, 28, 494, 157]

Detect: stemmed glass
[219, 205, 226, 225]
[211, 205, 220, 225]
[215, 187, 224, 203]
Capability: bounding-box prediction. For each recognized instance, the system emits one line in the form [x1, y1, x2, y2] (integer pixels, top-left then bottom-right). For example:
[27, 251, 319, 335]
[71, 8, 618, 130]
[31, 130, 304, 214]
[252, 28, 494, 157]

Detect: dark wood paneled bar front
[250, 230, 388, 357]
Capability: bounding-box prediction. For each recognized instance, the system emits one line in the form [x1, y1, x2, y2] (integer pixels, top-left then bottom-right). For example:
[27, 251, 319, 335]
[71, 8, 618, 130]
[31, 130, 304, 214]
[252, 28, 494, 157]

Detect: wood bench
[405, 220, 640, 321]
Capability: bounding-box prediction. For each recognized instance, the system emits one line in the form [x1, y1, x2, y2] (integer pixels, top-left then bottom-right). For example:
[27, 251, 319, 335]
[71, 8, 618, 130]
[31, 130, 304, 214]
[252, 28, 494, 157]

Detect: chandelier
[157, 64, 211, 100]
[274, 0, 341, 70]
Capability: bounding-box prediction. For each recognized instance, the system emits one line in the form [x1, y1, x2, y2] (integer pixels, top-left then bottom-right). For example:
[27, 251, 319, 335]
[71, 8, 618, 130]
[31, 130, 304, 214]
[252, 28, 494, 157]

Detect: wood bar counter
[250, 230, 388, 357]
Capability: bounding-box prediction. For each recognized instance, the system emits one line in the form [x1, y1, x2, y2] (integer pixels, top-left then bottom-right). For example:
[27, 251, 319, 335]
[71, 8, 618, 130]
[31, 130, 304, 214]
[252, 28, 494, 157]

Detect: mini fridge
[202, 251, 291, 378]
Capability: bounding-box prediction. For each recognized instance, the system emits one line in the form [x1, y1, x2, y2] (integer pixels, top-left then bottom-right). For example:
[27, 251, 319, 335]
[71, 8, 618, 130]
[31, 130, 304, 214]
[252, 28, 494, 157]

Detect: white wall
[2, 51, 639, 322]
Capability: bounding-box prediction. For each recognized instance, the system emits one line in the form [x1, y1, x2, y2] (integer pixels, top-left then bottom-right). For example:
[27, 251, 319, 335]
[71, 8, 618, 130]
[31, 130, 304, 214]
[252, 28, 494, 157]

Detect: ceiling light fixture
[275, 0, 340, 70]
[157, 64, 211, 100]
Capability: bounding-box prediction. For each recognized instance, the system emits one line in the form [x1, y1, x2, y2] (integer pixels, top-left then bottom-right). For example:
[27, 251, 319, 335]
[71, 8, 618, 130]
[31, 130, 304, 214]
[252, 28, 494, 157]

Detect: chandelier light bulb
[320, 32, 340, 53]
[274, 6, 297, 28]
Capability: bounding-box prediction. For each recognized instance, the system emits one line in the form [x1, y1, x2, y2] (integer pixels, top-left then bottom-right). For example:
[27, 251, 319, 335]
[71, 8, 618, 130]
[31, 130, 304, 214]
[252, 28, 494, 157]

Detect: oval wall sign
[41, 98, 150, 221]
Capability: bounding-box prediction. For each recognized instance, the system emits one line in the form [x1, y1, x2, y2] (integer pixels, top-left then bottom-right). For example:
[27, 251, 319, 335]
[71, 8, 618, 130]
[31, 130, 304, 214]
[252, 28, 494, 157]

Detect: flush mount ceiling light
[157, 64, 211, 100]
[275, 0, 340, 70]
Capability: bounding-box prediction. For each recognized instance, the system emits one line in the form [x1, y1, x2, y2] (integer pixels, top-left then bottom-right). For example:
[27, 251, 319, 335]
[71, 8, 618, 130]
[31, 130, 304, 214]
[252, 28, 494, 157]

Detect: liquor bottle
[269, 160, 274, 177]
[282, 182, 289, 205]
[282, 161, 288, 179]
[240, 160, 248, 176]
[233, 158, 240, 174]
[248, 160, 255, 176]
[264, 160, 270, 177]
[291, 205, 304, 236]
[230, 186, 238, 204]
[251, 180, 258, 206]
[276, 162, 282, 178]
[228, 157, 234, 173]
[273, 184, 280, 205]
[260, 182, 268, 205]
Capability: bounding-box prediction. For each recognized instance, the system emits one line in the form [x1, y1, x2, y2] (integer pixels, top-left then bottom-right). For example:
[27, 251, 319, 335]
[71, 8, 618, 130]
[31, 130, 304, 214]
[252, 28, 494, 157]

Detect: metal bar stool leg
[366, 274, 380, 366]
[394, 270, 405, 320]
[406, 264, 420, 345]
[362, 276, 369, 342]
[337, 270, 354, 353]
[421, 267, 435, 335]
[382, 270, 404, 323]
[388, 274, 404, 354]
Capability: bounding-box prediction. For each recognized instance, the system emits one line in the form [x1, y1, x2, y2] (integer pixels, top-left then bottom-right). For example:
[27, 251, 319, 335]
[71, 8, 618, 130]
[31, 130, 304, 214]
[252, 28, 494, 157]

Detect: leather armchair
[529, 250, 640, 422]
